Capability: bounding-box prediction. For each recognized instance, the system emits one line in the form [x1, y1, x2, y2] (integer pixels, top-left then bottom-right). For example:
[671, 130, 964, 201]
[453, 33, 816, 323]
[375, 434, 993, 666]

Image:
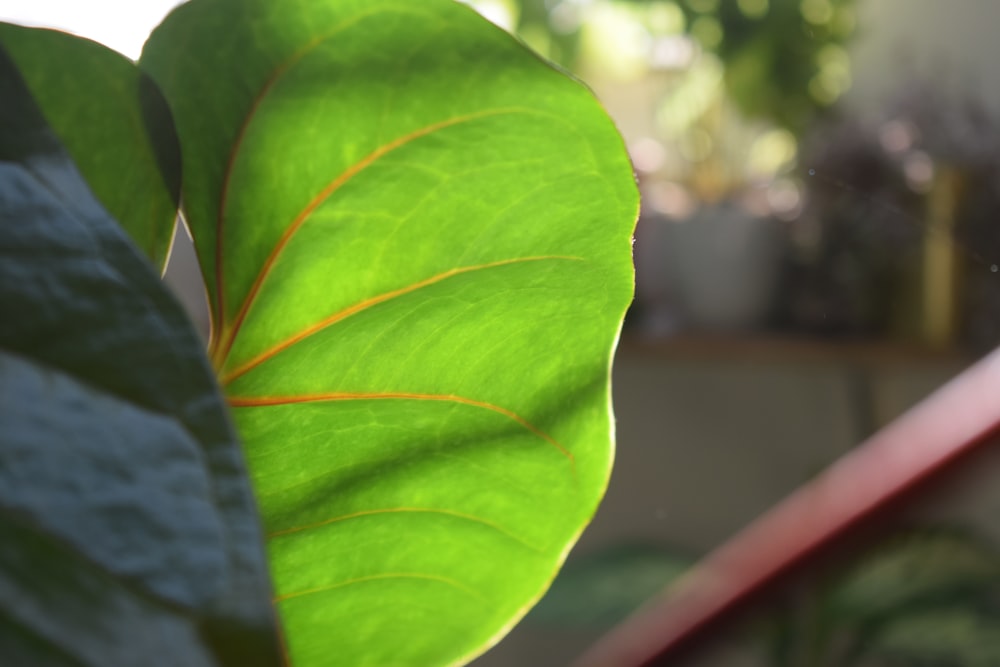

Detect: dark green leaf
[0, 45, 280, 666]
[142, 0, 637, 664]
[0, 23, 181, 270]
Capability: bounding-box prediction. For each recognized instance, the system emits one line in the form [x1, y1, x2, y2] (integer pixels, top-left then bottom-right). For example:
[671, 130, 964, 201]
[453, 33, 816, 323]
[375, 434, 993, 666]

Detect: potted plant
[784, 80, 1000, 350]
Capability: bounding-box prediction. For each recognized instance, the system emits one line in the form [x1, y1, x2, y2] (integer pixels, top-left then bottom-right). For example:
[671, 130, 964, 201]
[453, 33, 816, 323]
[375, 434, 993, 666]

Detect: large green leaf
[0, 23, 180, 270]
[0, 45, 280, 666]
[141, 0, 637, 664]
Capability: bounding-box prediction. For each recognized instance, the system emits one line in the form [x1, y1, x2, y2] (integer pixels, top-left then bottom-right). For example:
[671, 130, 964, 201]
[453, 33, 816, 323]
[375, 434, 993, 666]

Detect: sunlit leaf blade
[142, 0, 637, 664]
[0, 23, 180, 270]
[0, 46, 280, 666]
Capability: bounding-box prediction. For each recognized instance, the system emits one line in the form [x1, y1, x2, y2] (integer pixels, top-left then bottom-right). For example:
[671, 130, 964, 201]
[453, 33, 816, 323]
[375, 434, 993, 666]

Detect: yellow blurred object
[922, 166, 964, 347]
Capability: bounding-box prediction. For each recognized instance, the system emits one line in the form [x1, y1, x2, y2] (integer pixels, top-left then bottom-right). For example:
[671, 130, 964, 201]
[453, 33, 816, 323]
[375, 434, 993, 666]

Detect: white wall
[847, 0, 1000, 116]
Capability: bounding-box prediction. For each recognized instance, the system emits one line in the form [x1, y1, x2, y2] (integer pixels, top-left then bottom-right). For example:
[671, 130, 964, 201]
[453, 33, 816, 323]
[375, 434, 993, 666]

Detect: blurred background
[6, 0, 1000, 664]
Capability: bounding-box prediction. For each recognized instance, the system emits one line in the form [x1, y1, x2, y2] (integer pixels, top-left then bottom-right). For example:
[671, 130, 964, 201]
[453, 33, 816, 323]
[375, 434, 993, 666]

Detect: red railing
[576, 347, 1000, 667]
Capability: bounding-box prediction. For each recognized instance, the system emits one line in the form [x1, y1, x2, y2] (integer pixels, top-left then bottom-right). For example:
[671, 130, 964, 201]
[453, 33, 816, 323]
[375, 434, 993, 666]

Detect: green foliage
[689, 0, 857, 129]
[508, 0, 857, 132]
[0, 0, 638, 665]
[0, 24, 180, 270]
[0, 47, 280, 665]
[865, 608, 1000, 666]
[535, 528, 1000, 667]
[768, 527, 1000, 667]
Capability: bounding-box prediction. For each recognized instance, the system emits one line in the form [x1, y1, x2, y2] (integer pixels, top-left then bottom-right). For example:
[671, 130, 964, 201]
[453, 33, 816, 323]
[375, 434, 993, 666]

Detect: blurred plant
[463, 0, 857, 207]
[489, 0, 855, 130]
[767, 526, 1000, 667]
[531, 527, 1000, 666]
[781, 115, 924, 337]
[783, 80, 1000, 347]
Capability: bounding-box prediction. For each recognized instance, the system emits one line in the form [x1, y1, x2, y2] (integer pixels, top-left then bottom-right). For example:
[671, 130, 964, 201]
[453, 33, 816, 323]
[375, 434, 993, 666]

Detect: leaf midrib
[208, 5, 400, 344]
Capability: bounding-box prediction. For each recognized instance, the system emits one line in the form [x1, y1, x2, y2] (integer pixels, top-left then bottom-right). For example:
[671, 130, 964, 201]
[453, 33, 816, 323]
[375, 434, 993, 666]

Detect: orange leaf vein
[210, 9, 387, 354]
[274, 572, 484, 604]
[214, 107, 529, 368]
[228, 391, 575, 468]
[267, 507, 542, 552]
[220, 255, 580, 384]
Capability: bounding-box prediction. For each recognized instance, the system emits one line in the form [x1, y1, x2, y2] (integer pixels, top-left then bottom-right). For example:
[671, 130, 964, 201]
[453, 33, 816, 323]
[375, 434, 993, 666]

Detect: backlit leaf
[141, 0, 638, 664]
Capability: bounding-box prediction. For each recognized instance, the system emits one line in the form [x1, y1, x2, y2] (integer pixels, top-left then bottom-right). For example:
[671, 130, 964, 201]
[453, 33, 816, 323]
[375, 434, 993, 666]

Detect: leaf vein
[274, 572, 484, 604]
[267, 507, 542, 552]
[220, 255, 580, 383]
[227, 391, 575, 470]
[210, 9, 384, 354]
[215, 106, 540, 368]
